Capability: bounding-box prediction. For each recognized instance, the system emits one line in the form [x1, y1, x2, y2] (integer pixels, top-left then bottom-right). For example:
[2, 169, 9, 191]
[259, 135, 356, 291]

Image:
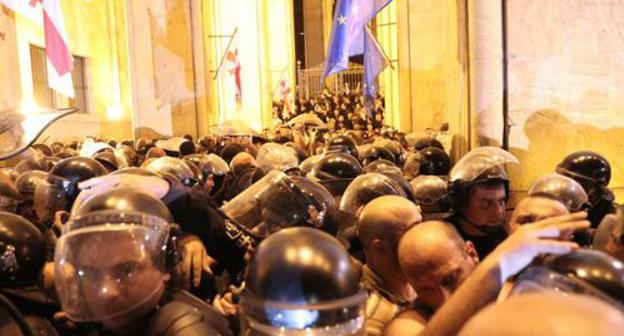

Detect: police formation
[0, 111, 623, 336]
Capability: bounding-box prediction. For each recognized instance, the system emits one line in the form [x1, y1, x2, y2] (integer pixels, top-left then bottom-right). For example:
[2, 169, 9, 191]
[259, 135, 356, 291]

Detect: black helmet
[31, 143, 54, 157]
[418, 147, 451, 176]
[448, 147, 518, 208]
[556, 151, 611, 187]
[410, 175, 451, 220]
[413, 138, 444, 151]
[15, 170, 47, 199]
[157, 137, 196, 157]
[14, 156, 52, 174]
[0, 212, 46, 286]
[93, 151, 119, 172]
[363, 159, 402, 175]
[510, 249, 624, 310]
[310, 153, 363, 197]
[71, 187, 173, 223]
[359, 146, 396, 166]
[528, 173, 589, 212]
[0, 181, 22, 213]
[325, 135, 359, 158]
[556, 151, 611, 206]
[144, 156, 198, 187]
[290, 177, 339, 236]
[372, 139, 406, 167]
[339, 173, 408, 216]
[33, 157, 107, 222]
[219, 142, 246, 164]
[241, 227, 366, 335]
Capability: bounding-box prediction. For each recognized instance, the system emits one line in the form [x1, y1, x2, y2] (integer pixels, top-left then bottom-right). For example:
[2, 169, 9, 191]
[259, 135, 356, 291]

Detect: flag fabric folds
[44, 0, 74, 98]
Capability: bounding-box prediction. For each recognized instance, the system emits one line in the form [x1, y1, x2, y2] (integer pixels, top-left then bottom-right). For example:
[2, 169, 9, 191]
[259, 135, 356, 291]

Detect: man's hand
[489, 211, 590, 282]
[178, 235, 215, 289]
[213, 284, 244, 316]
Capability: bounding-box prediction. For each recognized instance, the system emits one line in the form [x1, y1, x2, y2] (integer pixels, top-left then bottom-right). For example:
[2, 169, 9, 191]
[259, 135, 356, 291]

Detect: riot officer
[556, 151, 617, 228]
[55, 188, 233, 335]
[184, 153, 231, 204]
[240, 227, 366, 335]
[0, 212, 59, 335]
[33, 157, 107, 225]
[448, 147, 519, 258]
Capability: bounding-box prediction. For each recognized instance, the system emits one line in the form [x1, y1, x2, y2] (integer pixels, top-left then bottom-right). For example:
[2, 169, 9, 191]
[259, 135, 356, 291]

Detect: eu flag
[363, 27, 389, 99]
[322, 0, 392, 80]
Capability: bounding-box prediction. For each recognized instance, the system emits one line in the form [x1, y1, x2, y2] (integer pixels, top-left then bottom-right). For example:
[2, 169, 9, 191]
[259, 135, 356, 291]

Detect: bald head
[357, 195, 422, 248]
[459, 293, 624, 336]
[399, 221, 467, 272]
[507, 196, 569, 234]
[398, 221, 478, 309]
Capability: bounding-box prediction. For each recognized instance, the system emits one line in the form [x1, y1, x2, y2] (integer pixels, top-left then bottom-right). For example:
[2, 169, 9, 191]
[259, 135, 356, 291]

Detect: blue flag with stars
[322, 0, 392, 80]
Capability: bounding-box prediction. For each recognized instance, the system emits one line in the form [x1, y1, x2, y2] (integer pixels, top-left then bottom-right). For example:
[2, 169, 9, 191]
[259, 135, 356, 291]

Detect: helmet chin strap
[460, 214, 505, 235]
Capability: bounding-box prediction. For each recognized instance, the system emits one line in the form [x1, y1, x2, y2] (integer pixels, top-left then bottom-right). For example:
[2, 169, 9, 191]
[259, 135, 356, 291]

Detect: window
[30, 45, 89, 113]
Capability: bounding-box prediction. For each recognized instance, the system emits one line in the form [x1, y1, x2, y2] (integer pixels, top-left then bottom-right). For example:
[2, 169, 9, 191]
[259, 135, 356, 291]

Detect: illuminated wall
[7, 0, 133, 141]
[396, 0, 469, 157]
[205, 0, 295, 131]
[0, 7, 20, 110]
[502, 0, 624, 201]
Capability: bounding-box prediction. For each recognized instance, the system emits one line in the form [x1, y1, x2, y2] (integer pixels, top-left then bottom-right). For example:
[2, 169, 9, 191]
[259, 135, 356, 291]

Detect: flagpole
[212, 27, 238, 80]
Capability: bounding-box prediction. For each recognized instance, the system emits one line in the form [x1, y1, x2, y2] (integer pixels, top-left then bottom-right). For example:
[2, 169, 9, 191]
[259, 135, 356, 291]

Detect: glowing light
[19, 100, 39, 115]
[106, 105, 123, 120]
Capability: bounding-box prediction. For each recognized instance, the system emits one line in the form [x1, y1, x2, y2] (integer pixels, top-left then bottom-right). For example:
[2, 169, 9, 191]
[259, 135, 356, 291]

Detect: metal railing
[296, 61, 365, 98]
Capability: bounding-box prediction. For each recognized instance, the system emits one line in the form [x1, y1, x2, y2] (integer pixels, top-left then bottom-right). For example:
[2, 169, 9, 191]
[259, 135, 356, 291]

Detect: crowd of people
[272, 85, 387, 132]
[0, 111, 624, 335]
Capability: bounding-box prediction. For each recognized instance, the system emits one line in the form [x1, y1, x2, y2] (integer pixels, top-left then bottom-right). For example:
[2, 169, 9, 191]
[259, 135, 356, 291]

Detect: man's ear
[465, 240, 480, 264]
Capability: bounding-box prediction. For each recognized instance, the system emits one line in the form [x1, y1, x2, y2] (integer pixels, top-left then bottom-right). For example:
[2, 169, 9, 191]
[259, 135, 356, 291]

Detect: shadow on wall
[507, 109, 624, 203]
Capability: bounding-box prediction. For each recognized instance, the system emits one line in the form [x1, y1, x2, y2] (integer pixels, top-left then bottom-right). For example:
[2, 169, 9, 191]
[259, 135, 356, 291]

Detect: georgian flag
[43, 0, 74, 98]
[225, 46, 242, 107]
[0, 0, 74, 98]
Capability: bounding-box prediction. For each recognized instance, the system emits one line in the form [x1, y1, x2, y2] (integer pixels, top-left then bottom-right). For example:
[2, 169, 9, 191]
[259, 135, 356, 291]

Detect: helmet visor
[509, 266, 624, 311]
[0, 108, 76, 160]
[449, 147, 518, 183]
[241, 289, 367, 335]
[54, 212, 169, 322]
[220, 171, 314, 236]
[339, 173, 407, 215]
[528, 173, 589, 212]
[34, 174, 71, 222]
